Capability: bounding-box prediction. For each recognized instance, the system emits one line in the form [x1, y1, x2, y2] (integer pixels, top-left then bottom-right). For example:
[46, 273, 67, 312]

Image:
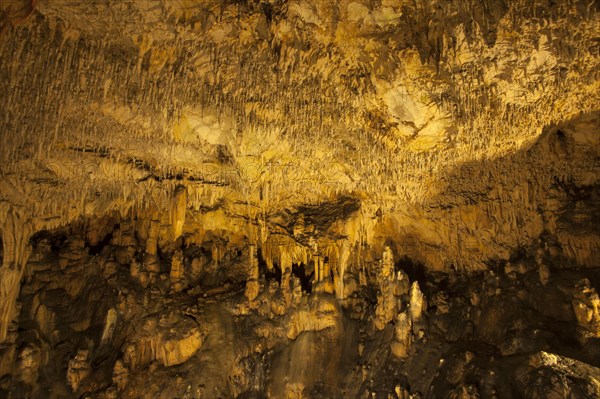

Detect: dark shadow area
[257, 247, 281, 283]
[88, 231, 114, 256]
[396, 255, 427, 290]
[292, 263, 313, 293]
[15, 227, 120, 398]
[429, 110, 600, 269]
[420, 110, 600, 370]
[293, 196, 361, 237]
[30, 230, 67, 255]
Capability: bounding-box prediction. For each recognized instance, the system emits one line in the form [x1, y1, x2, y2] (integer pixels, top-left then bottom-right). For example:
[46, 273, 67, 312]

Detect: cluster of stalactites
[96, 189, 434, 339]
[252, 236, 359, 304]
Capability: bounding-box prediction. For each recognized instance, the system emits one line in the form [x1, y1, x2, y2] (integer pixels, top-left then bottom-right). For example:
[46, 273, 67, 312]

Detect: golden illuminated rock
[287, 294, 340, 340]
[390, 312, 412, 358]
[409, 281, 426, 325]
[573, 279, 600, 339]
[15, 344, 41, 386]
[0, 0, 599, 397]
[375, 247, 402, 330]
[100, 308, 118, 346]
[123, 327, 203, 370]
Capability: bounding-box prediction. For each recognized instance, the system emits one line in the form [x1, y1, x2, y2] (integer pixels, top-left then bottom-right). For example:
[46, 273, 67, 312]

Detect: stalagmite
[395, 270, 410, 297]
[0, 1, 599, 397]
[382, 246, 394, 280]
[538, 264, 551, 286]
[375, 247, 402, 330]
[572, 279, 600, 340]
[244, 244, 260, 303]
[409, 281, 426, 327]
[114, 222, 136, 265]
[112, 360, 129, 392]
[190, 256, 204, 280]
[15, 344, 41, 386]
[390, 312, 412, 358]
[334, 241, 350, 299]
[146, 218, 160, 256]
[170, 185, 187, 240]
[314, 255, 322, 283]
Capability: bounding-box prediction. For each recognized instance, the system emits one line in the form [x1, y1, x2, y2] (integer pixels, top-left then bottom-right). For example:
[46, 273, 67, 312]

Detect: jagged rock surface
[0, 0, 599, 398]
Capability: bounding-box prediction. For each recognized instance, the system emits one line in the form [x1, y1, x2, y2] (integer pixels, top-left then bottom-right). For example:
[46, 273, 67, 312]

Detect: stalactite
[0, 3, 598, 394]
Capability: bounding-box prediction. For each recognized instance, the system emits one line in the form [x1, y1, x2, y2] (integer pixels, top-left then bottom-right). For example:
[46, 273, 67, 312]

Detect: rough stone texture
[572, 278, 600, 339]
[66, 350, 90, 392]
[0, 0, 599, 398]
[391, 312, 412, 358]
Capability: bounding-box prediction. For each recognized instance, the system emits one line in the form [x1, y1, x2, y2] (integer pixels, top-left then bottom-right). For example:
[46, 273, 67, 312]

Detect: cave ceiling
[1, 1, 600, 398]
[0, 0, 599, 279]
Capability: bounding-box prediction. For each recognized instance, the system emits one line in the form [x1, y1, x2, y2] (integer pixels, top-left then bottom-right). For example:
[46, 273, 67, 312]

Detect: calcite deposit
[0, 0, 599, 397]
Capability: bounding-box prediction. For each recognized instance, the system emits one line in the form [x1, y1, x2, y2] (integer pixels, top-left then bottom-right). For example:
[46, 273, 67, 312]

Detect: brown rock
[67, 350, 90, 392]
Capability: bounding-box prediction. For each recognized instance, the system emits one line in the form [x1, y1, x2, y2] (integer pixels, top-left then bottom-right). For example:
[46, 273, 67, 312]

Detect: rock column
[375, 247, 400, 330]
[409, 281, 426, 332]
[170, 185, 187, 240]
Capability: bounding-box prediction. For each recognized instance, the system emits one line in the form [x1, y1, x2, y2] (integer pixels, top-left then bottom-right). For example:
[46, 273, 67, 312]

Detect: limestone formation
[112, 360, 129, 392]
[538, 264, 551, 286]
[100, 308, 118, 346]
[375, 247, 404, 330]
[409, 281, 426, 326]
[123, 327, 203, 370]
[67, 350, 90, 392]
[390, 312, 412, 358]
[0, 0, 599, 397]
[572, 279, 600, 339]
[0, 210, 32, 344]
[170, 249, 186, 292]
[15, 344, 41, 386]
[286, 294, 340, 340]
[280, 250, 293, 306]
[170, 186, 188, 241]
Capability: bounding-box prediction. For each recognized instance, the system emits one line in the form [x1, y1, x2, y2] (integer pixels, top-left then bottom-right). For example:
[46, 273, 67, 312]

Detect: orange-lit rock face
[0, 1, 599, 398]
